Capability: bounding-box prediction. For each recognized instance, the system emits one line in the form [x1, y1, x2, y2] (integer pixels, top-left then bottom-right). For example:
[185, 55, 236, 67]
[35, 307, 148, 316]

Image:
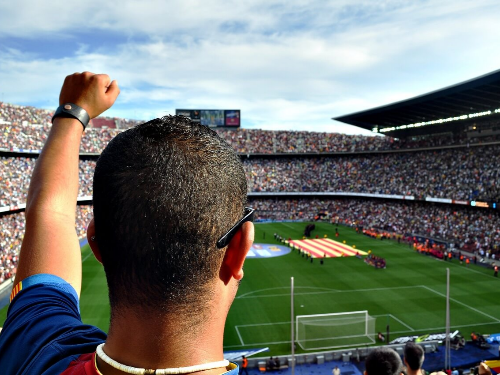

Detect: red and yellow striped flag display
[287, 238, 367, 258]
[485, 361, 500, 375]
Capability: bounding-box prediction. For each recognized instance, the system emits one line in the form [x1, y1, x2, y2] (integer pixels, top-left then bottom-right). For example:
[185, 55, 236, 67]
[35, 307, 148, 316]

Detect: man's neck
[407, 369, 423, 375]
[97, 307, 228, 375]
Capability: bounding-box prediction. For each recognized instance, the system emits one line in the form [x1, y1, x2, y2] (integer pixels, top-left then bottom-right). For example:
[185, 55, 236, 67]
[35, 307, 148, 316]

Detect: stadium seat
[342, 352, 351, 365]
[395, 346, 404, 356]
[305, 355, 316, 364]
[424, 344, 436, 353]
[324, 353, 334, 361]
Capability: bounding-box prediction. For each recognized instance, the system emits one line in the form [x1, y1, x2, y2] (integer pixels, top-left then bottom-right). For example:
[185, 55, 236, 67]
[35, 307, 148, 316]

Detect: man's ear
[87, 218, 103, 264]
[220, 221, 254, 285]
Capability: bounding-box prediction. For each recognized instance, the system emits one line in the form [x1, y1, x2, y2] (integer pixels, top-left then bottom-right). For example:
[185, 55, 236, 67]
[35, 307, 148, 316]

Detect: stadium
[1, 70, 500, 374]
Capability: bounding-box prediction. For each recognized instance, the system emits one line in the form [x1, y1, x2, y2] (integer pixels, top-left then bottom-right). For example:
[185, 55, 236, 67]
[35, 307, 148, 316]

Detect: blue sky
[1, 0, 500, 134]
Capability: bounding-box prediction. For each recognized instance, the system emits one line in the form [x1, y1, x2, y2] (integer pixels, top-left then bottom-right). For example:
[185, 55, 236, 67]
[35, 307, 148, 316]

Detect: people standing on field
[240, 356, 249, 375]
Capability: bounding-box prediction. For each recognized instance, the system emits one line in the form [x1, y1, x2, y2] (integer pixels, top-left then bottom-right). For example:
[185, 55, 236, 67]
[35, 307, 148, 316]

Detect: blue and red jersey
[0, 274, 238, 375]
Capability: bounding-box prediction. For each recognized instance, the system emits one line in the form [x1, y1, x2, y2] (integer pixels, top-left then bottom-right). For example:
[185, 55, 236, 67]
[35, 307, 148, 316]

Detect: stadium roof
[334, 69, 500, 138]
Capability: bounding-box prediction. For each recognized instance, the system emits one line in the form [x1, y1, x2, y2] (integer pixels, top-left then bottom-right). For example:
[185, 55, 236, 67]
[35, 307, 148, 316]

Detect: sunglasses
[216, 207, 255, 249]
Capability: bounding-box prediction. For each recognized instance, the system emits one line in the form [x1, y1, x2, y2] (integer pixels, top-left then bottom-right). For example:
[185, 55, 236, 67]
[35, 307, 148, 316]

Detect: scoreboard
[176, 109, 240, 128]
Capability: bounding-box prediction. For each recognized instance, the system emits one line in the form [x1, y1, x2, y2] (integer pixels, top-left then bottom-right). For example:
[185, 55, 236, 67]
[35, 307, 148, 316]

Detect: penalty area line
[389, 314, 415, 331]
[235, 326, 245, 346]
[421, 285, 500, 323]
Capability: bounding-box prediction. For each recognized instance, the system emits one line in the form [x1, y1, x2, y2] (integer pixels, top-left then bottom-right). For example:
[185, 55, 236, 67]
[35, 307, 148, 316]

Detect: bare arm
[14, 72, 120, 296]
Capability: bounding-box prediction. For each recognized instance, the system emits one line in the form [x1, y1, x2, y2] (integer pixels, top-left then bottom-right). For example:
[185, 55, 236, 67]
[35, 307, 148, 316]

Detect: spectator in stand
[0, 102, 52, 125]
[403, 342, 425, 375]
[0, 206, 94, 283]
[0, 157, 95, 206]
[365, 347, 402, 375]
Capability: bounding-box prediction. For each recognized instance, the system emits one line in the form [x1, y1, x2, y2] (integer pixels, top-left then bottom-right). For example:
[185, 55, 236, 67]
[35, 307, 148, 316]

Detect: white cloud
[1, 0, 500, 133]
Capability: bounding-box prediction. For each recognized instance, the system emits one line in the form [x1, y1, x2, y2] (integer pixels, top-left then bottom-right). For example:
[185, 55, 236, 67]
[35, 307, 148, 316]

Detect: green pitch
[1, 222, 499, 356]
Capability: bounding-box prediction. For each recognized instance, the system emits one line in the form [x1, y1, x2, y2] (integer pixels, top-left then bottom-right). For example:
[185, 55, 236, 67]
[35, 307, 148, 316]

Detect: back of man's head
[93, 116, 247, 315]
[365, 347, 402, 375]
[404, 342, 424, 371]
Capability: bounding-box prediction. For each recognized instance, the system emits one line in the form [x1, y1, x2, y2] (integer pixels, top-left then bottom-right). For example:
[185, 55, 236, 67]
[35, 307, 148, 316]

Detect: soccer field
[1, 222, 499, 356]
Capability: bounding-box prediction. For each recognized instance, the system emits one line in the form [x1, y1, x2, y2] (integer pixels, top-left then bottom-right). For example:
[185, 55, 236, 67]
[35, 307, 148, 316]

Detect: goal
[296, 310, 376, 350]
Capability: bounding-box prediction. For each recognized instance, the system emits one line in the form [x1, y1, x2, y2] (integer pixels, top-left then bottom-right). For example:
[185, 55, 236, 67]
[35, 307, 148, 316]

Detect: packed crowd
[245, 145, 500, 201]
[4, 123, 500, 155]
[0, 123, 123, 154]
[3, 101, 500, 154]
[0, 205, 94, 283]
[2, 143, 500, 207]
[0, 157, 95, 207]
[0, 102, 52, 126]
[250, 198, 500, 257]
[0, 213, 21, 284]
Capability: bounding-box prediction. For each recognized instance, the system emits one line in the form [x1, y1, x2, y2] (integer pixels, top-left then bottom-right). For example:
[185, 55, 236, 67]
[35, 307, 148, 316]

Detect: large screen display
[176, 109, 240, 127]
[201, 110, 224, 127]
[225, 110, 240, 126]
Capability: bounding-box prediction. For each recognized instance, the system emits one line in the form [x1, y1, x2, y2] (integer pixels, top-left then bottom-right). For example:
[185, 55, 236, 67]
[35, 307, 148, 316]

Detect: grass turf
[1, 222, 499, 357]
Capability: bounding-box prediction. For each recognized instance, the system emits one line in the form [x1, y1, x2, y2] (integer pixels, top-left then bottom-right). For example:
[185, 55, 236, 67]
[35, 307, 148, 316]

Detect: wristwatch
[52, 103, 90, 130]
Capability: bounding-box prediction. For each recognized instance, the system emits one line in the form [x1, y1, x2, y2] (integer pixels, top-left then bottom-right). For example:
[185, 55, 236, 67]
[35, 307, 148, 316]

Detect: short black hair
[93, 116, 247, 313]
[404, 342, 424, 370]
[365, 347, 402, 375]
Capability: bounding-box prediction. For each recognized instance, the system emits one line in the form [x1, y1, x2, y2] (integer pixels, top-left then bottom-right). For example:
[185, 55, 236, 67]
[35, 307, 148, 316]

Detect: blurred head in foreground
[365, 347, 403, 375]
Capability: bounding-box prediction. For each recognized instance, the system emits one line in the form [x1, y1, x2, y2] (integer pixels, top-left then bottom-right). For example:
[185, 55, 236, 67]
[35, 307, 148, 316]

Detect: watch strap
[52, 103, 90, 130]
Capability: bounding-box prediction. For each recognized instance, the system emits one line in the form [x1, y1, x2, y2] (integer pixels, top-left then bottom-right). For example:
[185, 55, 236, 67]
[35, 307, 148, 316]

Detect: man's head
[365, 347, 402, 375]
[404, 342, 424, 371]
[91, 116, 250, 316]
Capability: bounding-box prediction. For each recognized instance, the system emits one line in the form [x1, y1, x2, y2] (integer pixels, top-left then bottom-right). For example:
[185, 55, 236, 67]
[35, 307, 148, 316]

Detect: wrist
[52, 103, 90, 130]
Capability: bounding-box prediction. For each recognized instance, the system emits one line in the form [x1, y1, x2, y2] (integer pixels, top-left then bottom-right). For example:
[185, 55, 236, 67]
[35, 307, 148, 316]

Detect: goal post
[295, 310, 376, 350]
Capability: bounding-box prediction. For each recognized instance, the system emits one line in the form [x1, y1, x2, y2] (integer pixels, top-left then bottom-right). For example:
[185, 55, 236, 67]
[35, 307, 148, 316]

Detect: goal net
[296, 311, 376, 350]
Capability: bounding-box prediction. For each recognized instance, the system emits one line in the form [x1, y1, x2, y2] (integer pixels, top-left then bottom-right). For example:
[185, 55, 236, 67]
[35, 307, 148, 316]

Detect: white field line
[225, 320, 500, 348]
[237, 321, 290, 328]
[231, 285, 500, 347]
[420, 321, 500, 331]
[421, 285, 500, 323]
[225, 339, 292, 348]
[440, 258, 493, 277]
[237, 285, 420, 299]
[82, 252, 93, 263]
[235, 326, 245, 346]
[237, 286, 337, 299]
[280, 222, 302, 231]
[299, 333, 374, 343]
[389, 314, 415, 332]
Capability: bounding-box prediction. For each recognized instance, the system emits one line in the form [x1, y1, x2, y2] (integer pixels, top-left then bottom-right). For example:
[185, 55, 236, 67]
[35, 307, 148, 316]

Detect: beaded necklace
[96, 344, 230, 375]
